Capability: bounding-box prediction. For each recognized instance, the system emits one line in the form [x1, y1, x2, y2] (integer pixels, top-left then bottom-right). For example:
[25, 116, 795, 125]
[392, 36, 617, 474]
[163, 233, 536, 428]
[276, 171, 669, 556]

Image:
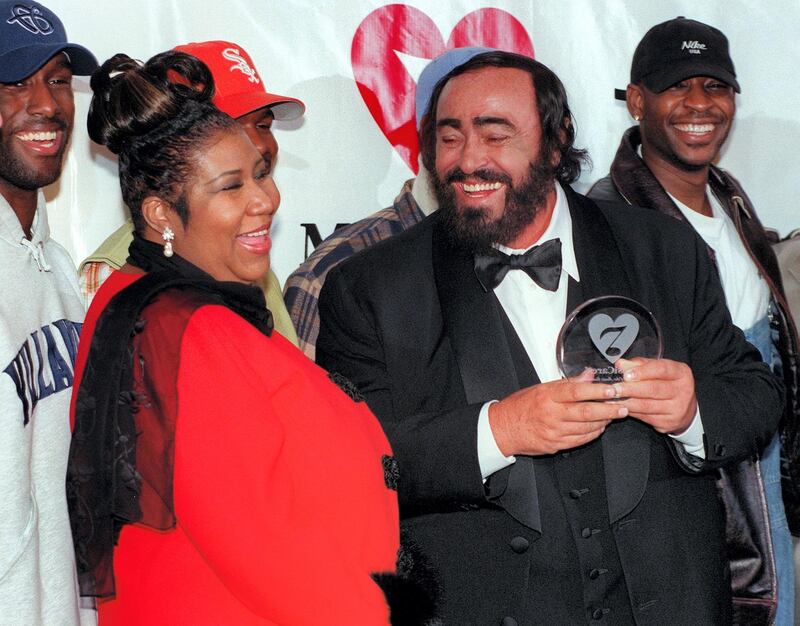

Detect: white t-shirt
[669, 189, 770, 329]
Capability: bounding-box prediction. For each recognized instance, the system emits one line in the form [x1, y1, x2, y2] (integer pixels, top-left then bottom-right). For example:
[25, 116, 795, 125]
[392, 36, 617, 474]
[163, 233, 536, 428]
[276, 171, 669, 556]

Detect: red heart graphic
[351, 5, 534, 174]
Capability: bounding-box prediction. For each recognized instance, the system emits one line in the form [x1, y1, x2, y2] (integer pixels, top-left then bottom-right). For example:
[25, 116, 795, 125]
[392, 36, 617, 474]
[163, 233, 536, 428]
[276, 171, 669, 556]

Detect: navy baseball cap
[615, 16, 739, 100]
[0, 1, 97, 82]
[415, 46, 495, 128]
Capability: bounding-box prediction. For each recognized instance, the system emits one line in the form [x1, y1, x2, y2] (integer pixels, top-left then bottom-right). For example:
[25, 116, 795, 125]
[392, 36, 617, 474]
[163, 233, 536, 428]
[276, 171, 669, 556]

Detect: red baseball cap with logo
[173, 40, 305, 121]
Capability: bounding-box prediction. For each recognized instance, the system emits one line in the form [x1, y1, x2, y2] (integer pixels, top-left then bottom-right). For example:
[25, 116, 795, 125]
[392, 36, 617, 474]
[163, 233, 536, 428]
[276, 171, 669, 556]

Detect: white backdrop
[42, 0, 800, 286]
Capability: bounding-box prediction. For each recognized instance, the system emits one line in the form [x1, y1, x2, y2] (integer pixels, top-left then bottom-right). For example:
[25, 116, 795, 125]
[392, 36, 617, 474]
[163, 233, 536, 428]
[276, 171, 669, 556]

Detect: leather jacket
[589, 126, 800, 625]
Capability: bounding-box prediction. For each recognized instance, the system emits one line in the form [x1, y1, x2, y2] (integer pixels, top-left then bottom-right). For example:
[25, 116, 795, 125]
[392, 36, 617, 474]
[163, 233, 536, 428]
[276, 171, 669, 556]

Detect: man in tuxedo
[317, 49, 783, 624]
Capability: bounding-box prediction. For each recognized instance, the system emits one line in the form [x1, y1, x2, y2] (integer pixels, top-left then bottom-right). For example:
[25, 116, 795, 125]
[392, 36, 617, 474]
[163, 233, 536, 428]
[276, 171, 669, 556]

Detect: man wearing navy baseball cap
[590, 17, 799, 625]
[0, 2, 98, 624]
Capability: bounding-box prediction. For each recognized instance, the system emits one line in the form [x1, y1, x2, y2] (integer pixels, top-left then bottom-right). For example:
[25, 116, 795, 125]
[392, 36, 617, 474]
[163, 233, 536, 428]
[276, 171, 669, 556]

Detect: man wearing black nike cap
[590, 16, 799, 625]
[0, 2, 98, 624]
[614, 16, 739, 98]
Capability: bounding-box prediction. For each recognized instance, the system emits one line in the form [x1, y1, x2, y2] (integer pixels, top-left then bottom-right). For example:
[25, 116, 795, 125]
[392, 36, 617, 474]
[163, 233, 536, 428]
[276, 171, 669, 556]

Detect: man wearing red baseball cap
[79, 40, 304, 344]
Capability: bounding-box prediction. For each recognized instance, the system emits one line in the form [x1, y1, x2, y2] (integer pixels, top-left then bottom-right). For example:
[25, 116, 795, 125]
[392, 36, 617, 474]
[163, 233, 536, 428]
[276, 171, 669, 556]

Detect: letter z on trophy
[556, 296, 662, 383]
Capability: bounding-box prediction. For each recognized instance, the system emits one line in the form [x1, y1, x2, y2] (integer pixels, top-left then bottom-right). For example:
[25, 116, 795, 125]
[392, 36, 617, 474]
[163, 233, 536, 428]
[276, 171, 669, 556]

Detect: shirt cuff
[478, 400, 516, 479]
[668, 406, 706, 459]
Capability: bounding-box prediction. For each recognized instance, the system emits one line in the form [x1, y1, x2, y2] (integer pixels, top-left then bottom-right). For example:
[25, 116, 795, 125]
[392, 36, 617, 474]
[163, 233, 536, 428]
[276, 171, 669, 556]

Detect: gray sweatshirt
[0, 193, 94, 625]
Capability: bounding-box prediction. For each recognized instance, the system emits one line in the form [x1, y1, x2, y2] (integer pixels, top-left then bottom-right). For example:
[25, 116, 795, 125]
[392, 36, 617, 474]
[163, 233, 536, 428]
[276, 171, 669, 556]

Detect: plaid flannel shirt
[284, 179, 425, 360]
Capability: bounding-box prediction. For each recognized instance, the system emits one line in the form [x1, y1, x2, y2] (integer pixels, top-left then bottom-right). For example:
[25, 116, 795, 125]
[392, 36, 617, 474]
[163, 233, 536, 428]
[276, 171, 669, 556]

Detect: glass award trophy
[556, 296, 663, 383]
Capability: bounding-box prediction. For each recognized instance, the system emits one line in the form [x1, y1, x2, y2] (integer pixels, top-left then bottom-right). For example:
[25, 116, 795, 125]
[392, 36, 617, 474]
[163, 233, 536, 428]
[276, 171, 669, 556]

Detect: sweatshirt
[0, 193, 93, 625]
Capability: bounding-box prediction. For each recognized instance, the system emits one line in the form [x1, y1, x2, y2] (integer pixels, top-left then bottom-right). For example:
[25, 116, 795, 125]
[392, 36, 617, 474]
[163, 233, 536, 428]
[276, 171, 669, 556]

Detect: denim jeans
[744, 315, 795, 626]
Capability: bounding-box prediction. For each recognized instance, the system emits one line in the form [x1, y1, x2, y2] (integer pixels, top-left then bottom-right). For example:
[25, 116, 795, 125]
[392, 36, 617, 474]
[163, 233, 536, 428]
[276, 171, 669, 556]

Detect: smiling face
[169, 128, 280, 283]
[0, 53, 74, 194]
[432, 66, 556, 250]
[629, 76, 735, 173]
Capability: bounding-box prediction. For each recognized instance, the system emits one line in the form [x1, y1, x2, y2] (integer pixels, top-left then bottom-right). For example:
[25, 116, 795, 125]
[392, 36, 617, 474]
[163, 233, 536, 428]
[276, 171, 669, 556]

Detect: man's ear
[141, 196, 175, 235]
[626, 84, 644, 121]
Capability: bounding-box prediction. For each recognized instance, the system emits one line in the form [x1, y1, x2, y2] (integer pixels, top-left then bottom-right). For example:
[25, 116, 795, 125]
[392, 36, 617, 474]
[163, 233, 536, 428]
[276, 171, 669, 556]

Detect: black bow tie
[474, 238, 562, 292]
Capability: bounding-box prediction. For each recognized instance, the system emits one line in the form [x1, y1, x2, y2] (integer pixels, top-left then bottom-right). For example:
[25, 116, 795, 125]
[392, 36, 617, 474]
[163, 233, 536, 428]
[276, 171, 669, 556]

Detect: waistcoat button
[509, 536, 530, 554]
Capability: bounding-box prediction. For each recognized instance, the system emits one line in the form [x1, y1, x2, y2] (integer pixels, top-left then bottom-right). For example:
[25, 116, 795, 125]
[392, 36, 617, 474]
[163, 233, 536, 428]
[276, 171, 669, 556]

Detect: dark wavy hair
[87, 51, 238, 231]
[419, 51, 589, 184]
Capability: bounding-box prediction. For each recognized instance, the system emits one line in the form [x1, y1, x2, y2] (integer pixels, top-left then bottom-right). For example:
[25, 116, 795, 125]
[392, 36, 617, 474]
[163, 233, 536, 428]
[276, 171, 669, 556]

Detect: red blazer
[72, 271, 399, 625]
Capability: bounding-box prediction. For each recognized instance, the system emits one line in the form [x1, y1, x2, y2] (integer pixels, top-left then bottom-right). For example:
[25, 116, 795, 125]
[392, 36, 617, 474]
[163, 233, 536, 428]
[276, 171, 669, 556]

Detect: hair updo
[88, 51, 238, 231]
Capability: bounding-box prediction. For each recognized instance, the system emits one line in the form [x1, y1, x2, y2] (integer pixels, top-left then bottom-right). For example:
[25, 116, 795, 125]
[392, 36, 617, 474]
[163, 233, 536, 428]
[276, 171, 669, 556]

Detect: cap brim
[0, 43, 98, 82]
[641, 61, 740, 94]
[214, 90, 305, 121]
[415, 46, 496, 127]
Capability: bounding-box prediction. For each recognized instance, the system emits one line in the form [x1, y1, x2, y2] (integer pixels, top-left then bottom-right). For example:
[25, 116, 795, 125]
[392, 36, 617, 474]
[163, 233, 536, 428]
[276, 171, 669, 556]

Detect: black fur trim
[382, 455, 399, 491]
[372, 531, 442, 625]
[328, 371, 365, 402]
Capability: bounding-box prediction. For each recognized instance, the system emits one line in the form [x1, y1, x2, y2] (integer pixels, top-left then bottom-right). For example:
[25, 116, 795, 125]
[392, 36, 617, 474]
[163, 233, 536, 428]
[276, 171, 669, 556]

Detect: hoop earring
[162, 226, 174, 258]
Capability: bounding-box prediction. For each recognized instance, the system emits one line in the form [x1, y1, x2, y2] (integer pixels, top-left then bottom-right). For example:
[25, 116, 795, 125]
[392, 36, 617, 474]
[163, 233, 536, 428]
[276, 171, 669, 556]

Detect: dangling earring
[162, 226, 174, 258]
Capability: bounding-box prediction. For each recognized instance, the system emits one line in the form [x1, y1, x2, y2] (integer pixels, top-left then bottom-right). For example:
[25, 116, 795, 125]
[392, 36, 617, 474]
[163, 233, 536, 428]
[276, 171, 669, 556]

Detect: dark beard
[432, 159, 555, 253]
[0, 122, 69, 191]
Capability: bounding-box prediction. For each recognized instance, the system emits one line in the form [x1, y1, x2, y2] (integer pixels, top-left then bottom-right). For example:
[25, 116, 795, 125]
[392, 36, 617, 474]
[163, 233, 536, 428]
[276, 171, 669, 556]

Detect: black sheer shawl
[67, 235, 272, 598]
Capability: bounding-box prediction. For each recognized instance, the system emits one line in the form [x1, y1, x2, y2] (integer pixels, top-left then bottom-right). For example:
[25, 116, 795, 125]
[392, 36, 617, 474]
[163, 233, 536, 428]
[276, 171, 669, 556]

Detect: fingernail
[618, 407, 628, 418]
[624, 370, 635, 381]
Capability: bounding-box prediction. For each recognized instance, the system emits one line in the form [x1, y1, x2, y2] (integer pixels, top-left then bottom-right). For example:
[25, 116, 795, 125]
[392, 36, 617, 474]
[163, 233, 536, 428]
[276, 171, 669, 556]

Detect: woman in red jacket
[67, 50, 399, 625]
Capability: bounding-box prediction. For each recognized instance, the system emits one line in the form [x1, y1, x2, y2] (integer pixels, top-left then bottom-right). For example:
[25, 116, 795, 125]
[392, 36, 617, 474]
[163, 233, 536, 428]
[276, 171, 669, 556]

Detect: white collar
[411, 165, 439, 217]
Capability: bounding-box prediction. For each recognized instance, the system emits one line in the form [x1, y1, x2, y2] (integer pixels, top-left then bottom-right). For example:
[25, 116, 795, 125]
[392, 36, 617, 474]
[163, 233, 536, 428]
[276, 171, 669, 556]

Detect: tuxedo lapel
[567, 187, 651, 524]
[432, 217, 543, 533]
[430, 190, 655, 530]
[432, 217, 527, 404]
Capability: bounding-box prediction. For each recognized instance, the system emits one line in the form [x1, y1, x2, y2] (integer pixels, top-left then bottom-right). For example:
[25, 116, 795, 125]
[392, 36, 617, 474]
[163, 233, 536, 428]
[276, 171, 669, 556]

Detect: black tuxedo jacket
[318, 187, 783, 625]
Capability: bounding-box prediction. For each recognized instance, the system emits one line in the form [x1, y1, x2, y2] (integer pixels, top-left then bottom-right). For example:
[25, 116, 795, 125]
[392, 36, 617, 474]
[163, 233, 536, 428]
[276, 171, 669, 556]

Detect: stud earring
[162, 226, 174, 258]
[633, 114, 641, 122]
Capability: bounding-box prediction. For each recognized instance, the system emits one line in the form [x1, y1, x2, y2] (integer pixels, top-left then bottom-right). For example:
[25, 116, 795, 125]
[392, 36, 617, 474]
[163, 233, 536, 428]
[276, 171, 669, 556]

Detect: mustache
[13, 115, 69, 132]
[675, 112, 724, 123]
[444, 167, 512, 187]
